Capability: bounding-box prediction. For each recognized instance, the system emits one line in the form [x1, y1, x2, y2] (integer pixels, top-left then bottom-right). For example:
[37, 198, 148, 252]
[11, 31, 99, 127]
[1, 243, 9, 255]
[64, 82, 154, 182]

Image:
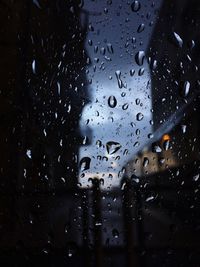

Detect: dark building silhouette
[0, 1, 90, 265]
[20, 0, 89, 191]
[122, 1, 200, 266]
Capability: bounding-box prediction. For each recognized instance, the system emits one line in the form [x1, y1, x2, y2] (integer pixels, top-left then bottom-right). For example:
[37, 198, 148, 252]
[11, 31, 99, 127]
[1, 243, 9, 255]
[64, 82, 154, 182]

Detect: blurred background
[0, 0, 200, 266]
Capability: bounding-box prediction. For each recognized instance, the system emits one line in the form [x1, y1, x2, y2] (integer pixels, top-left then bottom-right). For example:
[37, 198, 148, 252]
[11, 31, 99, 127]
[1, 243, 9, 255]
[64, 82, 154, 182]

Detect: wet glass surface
[0, 0, 200, 266]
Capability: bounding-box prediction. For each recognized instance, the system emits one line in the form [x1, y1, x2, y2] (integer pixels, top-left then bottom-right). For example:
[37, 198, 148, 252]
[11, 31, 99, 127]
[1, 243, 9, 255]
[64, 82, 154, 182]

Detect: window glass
[0, 0, 200, 266]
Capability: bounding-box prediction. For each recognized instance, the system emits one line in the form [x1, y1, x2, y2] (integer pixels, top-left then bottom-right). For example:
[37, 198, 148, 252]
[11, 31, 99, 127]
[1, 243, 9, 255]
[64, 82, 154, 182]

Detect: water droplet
[100, 178, 104, 186]
[135, 98, 140, 105]
[122, 103, 129, 110]
[152, 143, 162, 153]
[42, 248, 49, 254]
[109, 173, 113, 179]
[26, 149, 32, 159]
[159, 158, 165, 164]
[66, 242, 77, 258]
[106, 141, 121, 155]
[173, 32, 183, 48]
[88, 39, 92, 46]
[95, 221, 102, 226]
[107, 43, 113, 54]
[136, 113, 144, 121]
[138, 68, 145, 76]
[131, 174, 139, 184]
[43, 129, 47, 137]
[163, 140, 170, 151]
[152, 59, 158, 70]
[115, 70, 123, 88]
[108, 96, 117, 108]
[131, 1, 141, 12]
[123, 149, 128, 155]
[33, 0, 41, 8]
[135, 51, 145, 66]
[121, 181, 126, 190]
[112, 229, 119, 238]
[88, 24, 94, 32]
[136, 129, 140, 135]
[143, 157, 149, 167]
[61, 177, 66, 183]
[104, 7, 108, 14]
[190, 40, 195, 49]
[94, 45, 98, 53]
[182, 81, 190, 97]
[105, 55, 111, 61]
[82, 136, 88, 145]
[148, 133, 153, 139]
[97, 155, 102, 161]
[193, 174, 199, 182]
[130, 69, 135, 76]
[57, 82, 61, 96]
[70, 6, 75, 13]
[67, 104, 71, 113]
[79, 157, 91, 171]
[146, 196, 154, 202]
[103, 156, 108, 161]
[96, 140, 102, 147]
[121, 92, 126, 97]
[181, 124, 187, 134]
[134, 141, 140, 147]
[100, 47, 105, 55]
[78, 0, 84, 8]
[137, 23, 145, 33]
[65, 223, 70, 234]
[32, 59, 36, 74]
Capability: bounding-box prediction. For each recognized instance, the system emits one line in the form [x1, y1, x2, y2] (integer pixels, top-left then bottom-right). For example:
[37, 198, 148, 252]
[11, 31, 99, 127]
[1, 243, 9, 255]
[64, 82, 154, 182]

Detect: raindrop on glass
[122, 103, 129, 110]
[26, 149, 32, 159]
[181, 124, 187, 134]
[108, 96, 117, 108]
[137, 23, 145, 33]
[138, 68, 145, 76]
[136, 112, 144, 121]
[152, 143, 162, 153]
[79, 157, 91, 171]
[32, 59, 36, 74]
[130, 69, 135, 76]
[163, 140, 170, 151]
[146, 196, 154, 202]
[182, 81, 190, 97]
[135, 51, 145, 66]
[107, 43, 114, 54]
[131, 1, 141, 12]
[112, 229, 119, 239]
[173, 32, 183, 48]
[115, 70, 123, 88]
[106, 141, 121, 155]
[193, 174, 199, 182]
[33, 0, 41, 9]
[143, 157, 149, 167]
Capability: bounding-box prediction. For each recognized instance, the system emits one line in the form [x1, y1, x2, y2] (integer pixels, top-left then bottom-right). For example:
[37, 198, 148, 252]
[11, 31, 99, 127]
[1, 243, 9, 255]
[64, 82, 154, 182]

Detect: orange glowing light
[162, 134, 170, 141]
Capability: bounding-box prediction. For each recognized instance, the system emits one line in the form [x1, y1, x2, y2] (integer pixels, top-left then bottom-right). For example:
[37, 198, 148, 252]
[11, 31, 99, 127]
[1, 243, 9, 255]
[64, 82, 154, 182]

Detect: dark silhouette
[20, 0, 89, 191]
[0, 0, 90, 265]
[122, 1, 200, 266]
